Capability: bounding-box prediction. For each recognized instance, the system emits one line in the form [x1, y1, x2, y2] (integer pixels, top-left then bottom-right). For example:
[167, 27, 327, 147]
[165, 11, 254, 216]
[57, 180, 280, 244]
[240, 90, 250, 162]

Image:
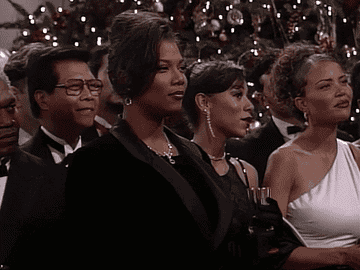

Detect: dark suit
[226, 118, 355, 185]
[0, 148, 67, 270]
[20, 126, 99, 165]
[66, 119, 300, 270]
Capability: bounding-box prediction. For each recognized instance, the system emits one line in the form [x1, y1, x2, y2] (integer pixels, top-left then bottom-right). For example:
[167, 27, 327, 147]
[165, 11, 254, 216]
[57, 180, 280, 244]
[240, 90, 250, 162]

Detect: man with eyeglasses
[20, 46, 101, 166]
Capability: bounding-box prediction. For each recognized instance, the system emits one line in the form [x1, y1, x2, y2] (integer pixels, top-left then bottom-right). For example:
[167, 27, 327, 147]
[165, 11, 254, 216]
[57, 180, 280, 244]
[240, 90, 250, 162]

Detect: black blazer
[226, 118, 355, 185]
[66, 119, 235, 269]
[20, 126, 99, 164]
[0, 148, 67, 270]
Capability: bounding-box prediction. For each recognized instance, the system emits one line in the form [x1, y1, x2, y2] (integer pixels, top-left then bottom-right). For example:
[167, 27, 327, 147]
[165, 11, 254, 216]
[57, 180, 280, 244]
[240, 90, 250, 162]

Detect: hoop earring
[124, 97, 132, 106]
[205, 109, 216, 138]
[304, 112, 309, 126]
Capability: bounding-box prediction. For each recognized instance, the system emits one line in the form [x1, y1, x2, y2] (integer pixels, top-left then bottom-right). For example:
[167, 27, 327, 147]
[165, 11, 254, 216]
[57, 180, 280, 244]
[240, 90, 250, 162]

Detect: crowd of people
[0, 10, 358, 270]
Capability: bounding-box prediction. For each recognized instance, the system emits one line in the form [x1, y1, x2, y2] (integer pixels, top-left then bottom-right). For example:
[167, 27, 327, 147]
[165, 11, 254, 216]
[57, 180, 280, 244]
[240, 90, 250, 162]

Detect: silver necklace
[190, 139, 226, 161]
[147, 134, 175, 164]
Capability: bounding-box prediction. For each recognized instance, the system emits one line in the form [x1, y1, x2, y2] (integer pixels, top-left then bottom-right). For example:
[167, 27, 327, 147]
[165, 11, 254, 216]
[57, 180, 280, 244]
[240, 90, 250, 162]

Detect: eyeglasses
[55, 79, 103, 96]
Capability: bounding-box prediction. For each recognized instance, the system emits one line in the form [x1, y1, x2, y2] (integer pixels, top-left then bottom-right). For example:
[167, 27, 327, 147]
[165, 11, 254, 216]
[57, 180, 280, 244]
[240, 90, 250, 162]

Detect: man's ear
[294, 96, 307, 114]
[34, 90, 50, 111]
[194, 93, 210, 114]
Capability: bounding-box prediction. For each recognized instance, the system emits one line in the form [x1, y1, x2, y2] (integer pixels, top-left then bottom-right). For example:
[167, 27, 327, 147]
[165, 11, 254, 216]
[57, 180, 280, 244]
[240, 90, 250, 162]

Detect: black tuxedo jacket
[0, 148, 67, 270]
[20, 126, 99, 165]
[226, 118, 355, 185]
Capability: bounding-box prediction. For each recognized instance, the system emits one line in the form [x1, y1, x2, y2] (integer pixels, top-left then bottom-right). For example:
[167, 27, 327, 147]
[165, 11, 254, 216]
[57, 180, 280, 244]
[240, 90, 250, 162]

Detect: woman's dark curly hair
[108, 11, 178, 99]
[182, 60, 245, 130]
[270, 42, 341, 123]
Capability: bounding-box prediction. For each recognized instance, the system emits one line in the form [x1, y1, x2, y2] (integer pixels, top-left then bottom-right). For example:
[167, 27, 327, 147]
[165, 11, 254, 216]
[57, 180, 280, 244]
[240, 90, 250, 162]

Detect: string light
[40, 6, 46, 12]
[231, 28, 235, 33]
[53, 36, 58, 41]
[22, 30, 29, 36]
[351, 116, 355, 121]
[30, 19, 35, 24]
[218, 49, 221, 54]
[254, 40, 258, 45]
[343, 18, 347, 23]
[254, 49, 259, 56]
[258, 112, 263, 117]
[91, 27, 96, 33]
[219, 15, 223, 20]
[316, 1, 321, 5]
[247, 82, 254, 87]
[356, 108, 360, 113]
[230, 5, 233, 9]
[293, 5, 297, 9]
[120, 0, 125, 2]
[249, 0, 253, 2]
[197, 58, 201, 62]
[74, 42, 79, 47]
[53, 42, 58, 47]
[81, 16, 86, 22]
[134, 9, 138, 14]
[97, 37, 102, 46]
[303, 16, 306, 20]
[170, 16, 174, 21]
[58, 7, 63, 13]
[202, 8, 206, 13]
[297, 0, 301, 4]
[42, 28, 48, 34]
[28, 15, 34, 20]
[137, 1, 141, 5]
[295, 26, 299, 31]
[277, 13, 281, 18]
[196, 36, 200, 42]
[262, 4, 267, 8]
[45, 35, 51, 40]
[226, 6, 230, 11]
[267, 4, 271, 9]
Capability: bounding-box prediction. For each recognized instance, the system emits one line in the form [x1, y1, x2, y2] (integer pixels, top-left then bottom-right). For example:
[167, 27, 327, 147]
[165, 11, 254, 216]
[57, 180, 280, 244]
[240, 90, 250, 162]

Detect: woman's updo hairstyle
[182, 60, 245, 130]
[108, 11, 178, 99]
[270, 42, 339, 122]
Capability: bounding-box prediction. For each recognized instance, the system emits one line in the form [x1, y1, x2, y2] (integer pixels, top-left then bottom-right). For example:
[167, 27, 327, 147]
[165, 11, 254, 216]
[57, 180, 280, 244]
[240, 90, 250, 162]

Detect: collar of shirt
[94, 115, 112, 129]
[18, 128, 33, 146]
[272, 115, 301, 142]
[41, 126, 82, 164]
[0, 157, 10, 209]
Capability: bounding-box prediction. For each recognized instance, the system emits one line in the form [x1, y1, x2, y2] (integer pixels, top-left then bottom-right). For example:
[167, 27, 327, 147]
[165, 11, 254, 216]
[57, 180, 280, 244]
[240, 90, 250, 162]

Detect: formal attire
[0, 148, 67, 270]
[286, 139, 360, 249]
[20, 126, 91, 166]
[226, 116, 355, 185]
[66, 119, 301, 270]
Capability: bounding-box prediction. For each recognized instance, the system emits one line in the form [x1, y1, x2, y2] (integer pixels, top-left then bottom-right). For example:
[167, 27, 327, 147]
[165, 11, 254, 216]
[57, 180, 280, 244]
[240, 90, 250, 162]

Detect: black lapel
[20, 128, 55, 163]
[109, 120, 214, 245]
[164, 128, 234, 249]
[0, 150, 45, 263]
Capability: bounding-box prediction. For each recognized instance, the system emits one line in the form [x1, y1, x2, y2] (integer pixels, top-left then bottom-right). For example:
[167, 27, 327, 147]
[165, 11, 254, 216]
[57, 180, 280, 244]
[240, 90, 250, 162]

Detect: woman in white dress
[264, 43, 360, 270]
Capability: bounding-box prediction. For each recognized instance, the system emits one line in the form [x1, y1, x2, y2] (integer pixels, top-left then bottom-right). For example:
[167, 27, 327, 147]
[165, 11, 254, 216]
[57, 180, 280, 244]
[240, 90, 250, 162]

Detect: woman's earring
[304, 112, 309, 126]
[205, 109, 216, 138]
[124, 97, 132, 106]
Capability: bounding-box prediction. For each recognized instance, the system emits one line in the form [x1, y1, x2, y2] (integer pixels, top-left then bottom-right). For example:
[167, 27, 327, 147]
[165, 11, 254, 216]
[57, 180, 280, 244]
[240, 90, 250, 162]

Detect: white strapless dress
[286, 139, 360, 248]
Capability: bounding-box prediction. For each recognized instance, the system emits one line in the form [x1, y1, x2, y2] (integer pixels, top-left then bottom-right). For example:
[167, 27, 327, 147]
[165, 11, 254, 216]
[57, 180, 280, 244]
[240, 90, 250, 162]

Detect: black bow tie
[287, 125, 304, 135]
[43, 134, 65, 154]
[0, 156, 10, 177]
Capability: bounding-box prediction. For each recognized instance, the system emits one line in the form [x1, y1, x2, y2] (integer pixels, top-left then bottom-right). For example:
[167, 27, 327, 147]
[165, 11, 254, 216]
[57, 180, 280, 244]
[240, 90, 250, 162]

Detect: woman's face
[135, 40, 187, 118]
[208, 79, 254, 138]
[302, 61, 352, 125]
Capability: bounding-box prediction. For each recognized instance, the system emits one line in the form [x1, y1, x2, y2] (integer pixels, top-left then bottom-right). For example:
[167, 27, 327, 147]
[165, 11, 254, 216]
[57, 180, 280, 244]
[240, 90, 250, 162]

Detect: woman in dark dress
[66, 11, 300, 270]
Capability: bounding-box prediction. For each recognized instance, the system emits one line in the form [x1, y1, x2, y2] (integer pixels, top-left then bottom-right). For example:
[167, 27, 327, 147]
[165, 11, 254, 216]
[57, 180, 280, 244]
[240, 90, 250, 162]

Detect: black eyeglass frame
[55, 79, 103, 96]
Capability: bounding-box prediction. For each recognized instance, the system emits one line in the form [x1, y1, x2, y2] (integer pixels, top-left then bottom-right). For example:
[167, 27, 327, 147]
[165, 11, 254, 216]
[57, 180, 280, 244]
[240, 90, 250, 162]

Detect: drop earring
[304, 112, 309, 126]
[205, 109, 216, 138]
